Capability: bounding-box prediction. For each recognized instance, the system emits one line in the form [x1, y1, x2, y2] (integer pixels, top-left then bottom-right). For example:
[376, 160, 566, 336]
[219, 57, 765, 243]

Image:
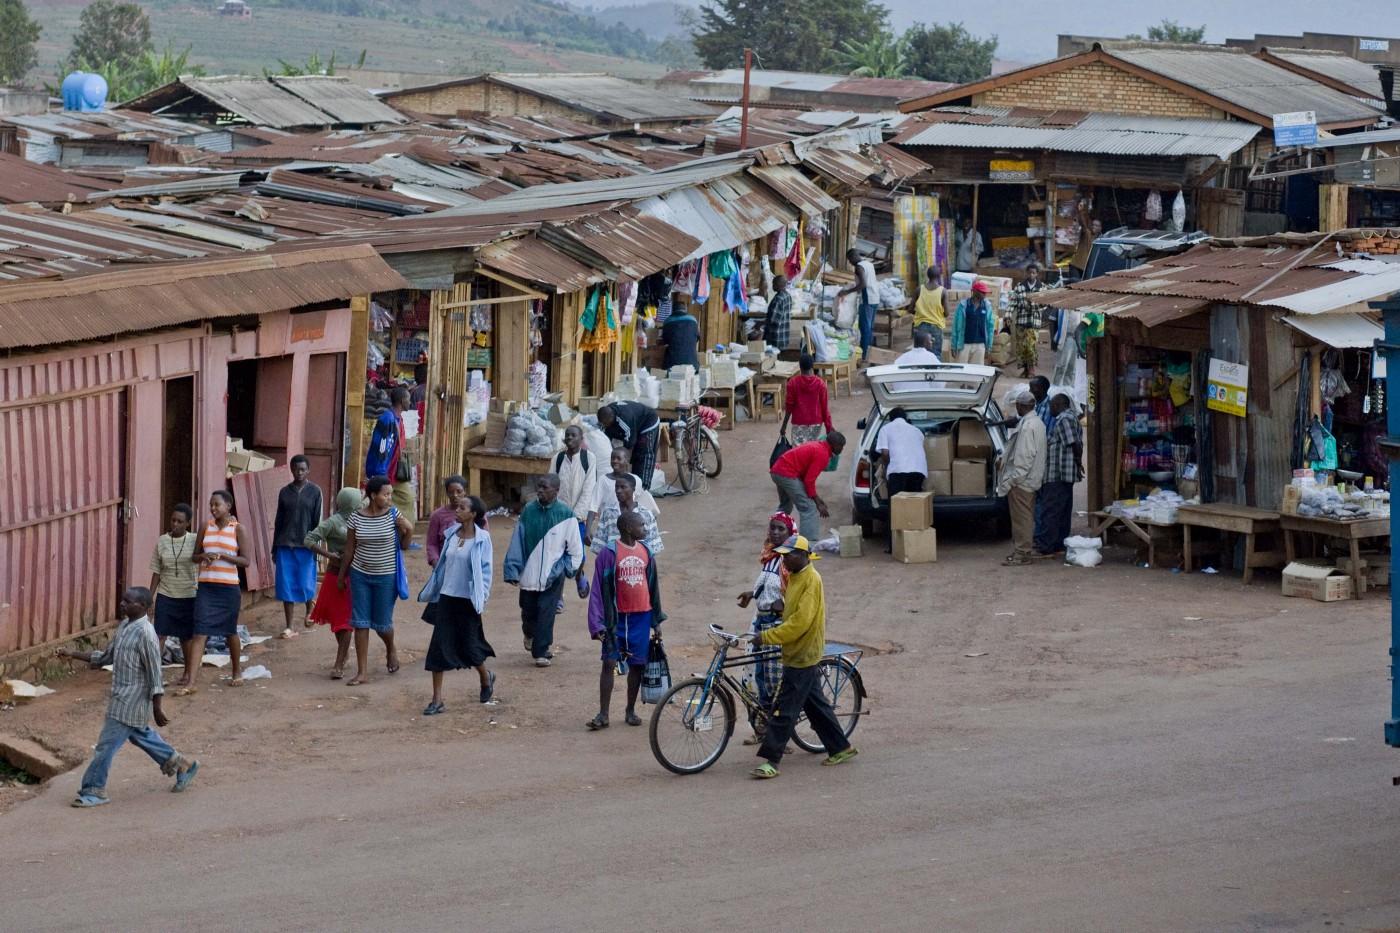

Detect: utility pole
[739, 47, 753, 150]
[1376, 290, 1400, 768]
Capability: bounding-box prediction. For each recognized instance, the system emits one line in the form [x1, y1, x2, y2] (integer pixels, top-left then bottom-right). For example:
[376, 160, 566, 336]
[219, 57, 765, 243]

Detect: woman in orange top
[188, 490, 250, 690]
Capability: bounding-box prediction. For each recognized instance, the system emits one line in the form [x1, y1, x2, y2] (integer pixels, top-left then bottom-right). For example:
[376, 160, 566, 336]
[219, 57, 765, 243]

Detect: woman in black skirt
[417, 496, 496, 714]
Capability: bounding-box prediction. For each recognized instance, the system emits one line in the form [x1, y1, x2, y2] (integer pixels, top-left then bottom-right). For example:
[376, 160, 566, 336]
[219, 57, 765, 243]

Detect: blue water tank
[61, 72, 108, 112]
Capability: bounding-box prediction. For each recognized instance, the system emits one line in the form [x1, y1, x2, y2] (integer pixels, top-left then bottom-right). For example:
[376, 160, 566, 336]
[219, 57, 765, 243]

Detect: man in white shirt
[955, 217, 984, 273]
[995, 388, 1047, 566]
[553, 425, 599, 611]
[838, 248, 881, 364]
[876, 407, 928, 552]
[895, 330, 941, 366]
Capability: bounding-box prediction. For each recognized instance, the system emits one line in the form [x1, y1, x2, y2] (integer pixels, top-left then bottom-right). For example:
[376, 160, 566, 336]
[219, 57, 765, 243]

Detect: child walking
[59, 587, 199, 806]
[586, 511, 665, 730]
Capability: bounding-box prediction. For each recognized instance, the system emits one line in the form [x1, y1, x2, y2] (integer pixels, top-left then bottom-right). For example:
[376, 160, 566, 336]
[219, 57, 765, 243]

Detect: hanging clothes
[707, 249, 737, 281]
[656, 292, 674, 326]
[693, 255, 711, 303]
[784, 229, 804, 281]
[618, 280, 638, 326]
[579, 286, 617, 352]
[724, 269, 748, 314]
[672, 260, 698, 296]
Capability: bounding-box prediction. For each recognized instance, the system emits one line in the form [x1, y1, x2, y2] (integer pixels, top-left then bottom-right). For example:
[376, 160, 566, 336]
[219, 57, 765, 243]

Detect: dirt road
[3, 381, 1399, 931]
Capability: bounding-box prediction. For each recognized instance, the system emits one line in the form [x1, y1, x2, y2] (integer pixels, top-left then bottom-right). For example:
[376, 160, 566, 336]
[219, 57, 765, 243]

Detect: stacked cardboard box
[836, 525, 863, 558]
[951, 419, 993, 496]
[711, 357, 740, 388]
[890, 490, 936, 563]
[894, 528, 937, 563]
[923, 433, 954, 497]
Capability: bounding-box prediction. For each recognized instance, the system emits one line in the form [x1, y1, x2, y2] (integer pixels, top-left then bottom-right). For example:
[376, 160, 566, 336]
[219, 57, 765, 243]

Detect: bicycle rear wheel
[792, 657, 864, 753]
[698, 427, 722, 478]
[673, 427, 696, 493]
[649, 677, 735, 774]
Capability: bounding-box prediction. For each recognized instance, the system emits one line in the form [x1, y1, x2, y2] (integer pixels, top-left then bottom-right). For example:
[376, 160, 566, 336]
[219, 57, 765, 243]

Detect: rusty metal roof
[0, 205, 233, 281]
[125, 76, 337, 128]
[543, 208, 701, 280]
[0, 153, 115, 205]
[271, 76, 407, 125]
[475, 235, 599, 293]
[0, 244, 407, 350]
[747, 164, 839, 215]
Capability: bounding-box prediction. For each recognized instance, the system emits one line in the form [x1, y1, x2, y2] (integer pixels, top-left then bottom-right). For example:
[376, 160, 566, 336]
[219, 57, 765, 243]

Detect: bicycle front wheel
[649, 677, 736, 774]
[698, 427, 722, 478]
[673, 428, 696, 493]
[792, 657, 864, 753]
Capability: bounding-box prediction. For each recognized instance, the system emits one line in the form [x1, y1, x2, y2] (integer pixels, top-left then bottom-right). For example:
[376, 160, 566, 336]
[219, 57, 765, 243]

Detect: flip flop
[71, 793, 110, 808]
[422, 701, 446, 716]
[173, 760, 200, 792]
[175, 686, 198, 697]
[228, 677, 244, 687]
[586, 715, 609, 731]
[386, 655, 400, 674]
[750, 763, 780, 780]
[330, 669, 344, 680]
[625, 711, 642, 727]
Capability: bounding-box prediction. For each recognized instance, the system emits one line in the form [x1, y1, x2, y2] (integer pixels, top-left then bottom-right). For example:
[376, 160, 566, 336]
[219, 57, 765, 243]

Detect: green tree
[693, 0, 889, 73]
[1127, 19, 1207, 43]
[68, 0, 152, 73]
[0, 0, 41, 85]
[902, 21, 996, 84]
[833, 32, 910, 78]
[90, 41, 203, 102]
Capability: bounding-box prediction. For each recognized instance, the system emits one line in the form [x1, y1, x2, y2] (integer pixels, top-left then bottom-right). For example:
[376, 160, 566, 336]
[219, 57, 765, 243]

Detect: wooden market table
[462, 448, 555, 499]
[1280, 513, 1391, 599]
[701, 371, 756, 431]
[1089, 510, 1180, 568]
[1176, 503, 1284, 585]
[813, 359, 855, 397]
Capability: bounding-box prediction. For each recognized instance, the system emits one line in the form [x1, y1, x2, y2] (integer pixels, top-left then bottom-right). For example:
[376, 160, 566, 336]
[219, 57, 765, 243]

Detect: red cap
[971, 280, 990, 294]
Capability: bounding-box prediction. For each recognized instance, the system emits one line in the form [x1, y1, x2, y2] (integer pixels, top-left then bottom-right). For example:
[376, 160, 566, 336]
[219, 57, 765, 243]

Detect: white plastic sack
[811, 532, 841, 554]
[835, 292, 859, 329]
[1064, 535, 1103, 568]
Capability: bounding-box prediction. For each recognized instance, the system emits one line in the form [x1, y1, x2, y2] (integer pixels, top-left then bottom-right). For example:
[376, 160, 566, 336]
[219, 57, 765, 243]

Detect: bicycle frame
[684, 634, 863, 730]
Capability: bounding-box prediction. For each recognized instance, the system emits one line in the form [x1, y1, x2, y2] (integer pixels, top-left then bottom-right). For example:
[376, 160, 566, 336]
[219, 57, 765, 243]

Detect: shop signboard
[1206, 358, 1248, 417]
[1273, 111, 1317, 148]
[1359, 38, 1390, 52]
[989, 159, 1034, 181]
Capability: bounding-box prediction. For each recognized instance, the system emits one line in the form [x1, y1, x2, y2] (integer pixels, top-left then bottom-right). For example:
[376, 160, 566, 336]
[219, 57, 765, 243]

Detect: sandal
[750, 763, 780, 780]
[329, 668, 344, 680]
[1001, 556, 1032, 566]
[386, 654, 400, 675]
[346, 675, 368, 686]
[422, 701, 446, 716]
[228, 677, 244, 687]
[586, 714, 609, 731]
[175, 686, 198, 697]
[624, 710, 642, 727]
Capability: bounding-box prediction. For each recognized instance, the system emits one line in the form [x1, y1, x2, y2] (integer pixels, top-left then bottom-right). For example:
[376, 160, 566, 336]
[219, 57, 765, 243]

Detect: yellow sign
[989, 159, 1035, 181]
[1206, 358, 1248, 417]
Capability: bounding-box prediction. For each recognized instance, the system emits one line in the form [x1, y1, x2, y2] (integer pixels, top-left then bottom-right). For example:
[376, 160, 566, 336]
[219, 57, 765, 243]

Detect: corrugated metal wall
[0, 385, 127, 655]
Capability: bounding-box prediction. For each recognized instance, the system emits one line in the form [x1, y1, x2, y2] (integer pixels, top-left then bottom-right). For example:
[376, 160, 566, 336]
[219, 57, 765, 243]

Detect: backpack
[554, 450, 590, 475]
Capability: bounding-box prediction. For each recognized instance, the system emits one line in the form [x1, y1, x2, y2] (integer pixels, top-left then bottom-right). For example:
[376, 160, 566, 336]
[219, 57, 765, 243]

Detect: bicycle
[670, 404, 722, 493]
[648, 623, 865, 775]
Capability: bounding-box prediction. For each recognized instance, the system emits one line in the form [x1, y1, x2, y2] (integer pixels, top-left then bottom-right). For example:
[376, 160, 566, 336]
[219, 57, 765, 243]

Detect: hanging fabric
[672, 260, 698, 295]
[707, 249, 737, 281]
[579, 285, 617, 352]
[693, 255, 711, 303]
[784, 229, 804, 281]
[724, 269, 748, 314]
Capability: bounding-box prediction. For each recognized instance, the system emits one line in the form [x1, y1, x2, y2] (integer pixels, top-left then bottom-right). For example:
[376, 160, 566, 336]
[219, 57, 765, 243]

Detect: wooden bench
[1280, 513, 1390, 599]
[463, 448, 555, 500]
[1177, 503, 1284, 585]
[1088, 510, 1180, 568]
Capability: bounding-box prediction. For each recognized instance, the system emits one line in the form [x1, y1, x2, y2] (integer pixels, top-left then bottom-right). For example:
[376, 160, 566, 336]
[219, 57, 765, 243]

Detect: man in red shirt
[769, 432, 846, 539]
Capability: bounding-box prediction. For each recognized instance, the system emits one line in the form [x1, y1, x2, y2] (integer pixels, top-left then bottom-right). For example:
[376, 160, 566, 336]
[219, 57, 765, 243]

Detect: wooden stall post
[702, 278, 727, 352]
[495, 286, 533, 404]
[343, 294, 370, 489]
[1319, 184, 1350, 232]
[424, 282, 470, 506]
[551, 290, 583, 406]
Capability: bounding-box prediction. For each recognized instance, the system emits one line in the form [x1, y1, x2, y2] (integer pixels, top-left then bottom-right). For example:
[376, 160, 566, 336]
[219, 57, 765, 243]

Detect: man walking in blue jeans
[838, 249, 880, 364]
[59, 587, 199, 806]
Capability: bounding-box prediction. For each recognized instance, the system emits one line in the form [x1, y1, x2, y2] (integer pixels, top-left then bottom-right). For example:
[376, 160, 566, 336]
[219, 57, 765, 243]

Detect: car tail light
[854, 457, 871, 492]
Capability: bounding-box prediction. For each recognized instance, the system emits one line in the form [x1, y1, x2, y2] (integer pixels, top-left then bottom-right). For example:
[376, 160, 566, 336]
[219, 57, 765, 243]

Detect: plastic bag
[1064, 535, 1103, 568]
[641, 636, 671, 704]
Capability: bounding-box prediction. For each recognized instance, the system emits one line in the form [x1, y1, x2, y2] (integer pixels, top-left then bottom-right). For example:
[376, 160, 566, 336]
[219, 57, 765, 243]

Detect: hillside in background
[25, 0, 684, 83]
[580, 1, 692, 41]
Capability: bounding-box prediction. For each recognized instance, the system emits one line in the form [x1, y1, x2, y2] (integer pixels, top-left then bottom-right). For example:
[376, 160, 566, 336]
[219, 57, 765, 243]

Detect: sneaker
[534, 657, 552, 668]
[821, 747, 859, 767]
[172, 760, 200, 792]
[72, 792, 110, 807]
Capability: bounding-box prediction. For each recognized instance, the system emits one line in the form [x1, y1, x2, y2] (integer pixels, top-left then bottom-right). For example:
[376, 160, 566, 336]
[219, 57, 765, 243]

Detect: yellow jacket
[757, 563, 825, 668]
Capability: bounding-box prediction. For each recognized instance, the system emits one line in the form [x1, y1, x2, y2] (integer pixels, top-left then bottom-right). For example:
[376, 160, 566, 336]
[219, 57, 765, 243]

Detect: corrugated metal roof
[124, 76, 336, 128]
[1036, 288, 1209, 326]
[0, 109, 211, 142]
[748, 164, 839, 215]
[1307, 125, 1400, 149]
[90, 205, 275, 250]
[1263, 49, 1384, 101]
[385, 74, 714, 124]
[635, 174, 794, 259]
[271, 76, 407, 125]
[0, 205, 230, 281]
[544, 208, 701, 279]
[0, 153, 114, 204]
[683, 70, 952, 100]
[1111, 47, 1382, 127]
[475, 235, 598, 293]
[0, 244, 407, 350]
[1283, 311, 1383, 347]
[799, 147, 882, 187]
[896, 111, 1260, 159]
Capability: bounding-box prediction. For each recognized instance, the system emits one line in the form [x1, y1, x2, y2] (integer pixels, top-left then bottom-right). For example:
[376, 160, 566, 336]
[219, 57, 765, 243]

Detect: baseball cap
[773, 534, 821, 559]
[971, 280, 990, 294]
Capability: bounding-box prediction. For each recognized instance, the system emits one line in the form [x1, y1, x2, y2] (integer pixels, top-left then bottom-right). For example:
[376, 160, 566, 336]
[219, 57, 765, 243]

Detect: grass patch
[0, 759, 39, 786]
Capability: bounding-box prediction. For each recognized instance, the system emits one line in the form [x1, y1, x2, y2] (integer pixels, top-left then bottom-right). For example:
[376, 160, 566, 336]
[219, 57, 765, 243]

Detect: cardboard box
[226, 449, 274, 476]
[925, 433, 955, 472]
[1281, 485, 1301, 515]
[836, 525, 863, 558]
[925, 470, 952, 497]
[1368, 563, 1390, 589]
[955, 419, 994, 459]
[1281, 561, 1353, 602]
[952, 459, 987, 497]
[225, 436, 244, 453]
[890, 490, 934, 531]
[893, 528, 937, 564]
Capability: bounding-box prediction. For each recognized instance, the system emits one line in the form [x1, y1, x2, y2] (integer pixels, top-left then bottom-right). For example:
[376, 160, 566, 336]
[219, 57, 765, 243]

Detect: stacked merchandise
[892, 195, 941, 292]
[661, 365, 700, 406]
[502, 409, 561, 459]
[1119, 355, 1195, 496]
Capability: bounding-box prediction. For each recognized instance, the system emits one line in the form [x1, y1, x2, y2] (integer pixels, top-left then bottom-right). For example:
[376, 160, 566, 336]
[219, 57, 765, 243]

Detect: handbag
[769, 431, 793, 468]
[641, 634, 671, 704]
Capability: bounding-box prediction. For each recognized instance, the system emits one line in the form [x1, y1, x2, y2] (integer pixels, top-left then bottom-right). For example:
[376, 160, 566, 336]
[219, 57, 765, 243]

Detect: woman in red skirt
[304, 487, 363, 678]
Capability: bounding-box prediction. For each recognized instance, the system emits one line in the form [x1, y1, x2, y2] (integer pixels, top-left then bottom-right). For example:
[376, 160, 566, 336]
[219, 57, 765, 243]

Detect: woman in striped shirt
[338, 476, 414, 686]
[189, 490, 250, 690]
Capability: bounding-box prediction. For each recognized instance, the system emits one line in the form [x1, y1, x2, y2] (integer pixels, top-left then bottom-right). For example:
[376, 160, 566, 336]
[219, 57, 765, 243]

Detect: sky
[583, 0, 1400, 64]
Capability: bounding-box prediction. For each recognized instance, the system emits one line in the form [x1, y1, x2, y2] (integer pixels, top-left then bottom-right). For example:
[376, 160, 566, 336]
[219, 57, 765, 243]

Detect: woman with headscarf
[304, 487, 364, 679]
[736, 511, 797, 744]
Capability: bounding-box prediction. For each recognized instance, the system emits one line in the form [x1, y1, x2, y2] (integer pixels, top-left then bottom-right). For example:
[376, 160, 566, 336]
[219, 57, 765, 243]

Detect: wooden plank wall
[1319, 184, 1350, 232]
[343, 294, 369, 489]
[551, 290, 583, 405]
[495, 286, 533, 404]
[424, 282, 471, 508]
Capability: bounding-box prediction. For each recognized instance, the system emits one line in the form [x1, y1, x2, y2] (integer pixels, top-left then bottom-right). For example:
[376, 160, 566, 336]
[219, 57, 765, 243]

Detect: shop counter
[1280, 513, 1390, 599]
[463, 448, 555, 499]
[701, 371, 756, 431]
[1177, 504, 1283, 585]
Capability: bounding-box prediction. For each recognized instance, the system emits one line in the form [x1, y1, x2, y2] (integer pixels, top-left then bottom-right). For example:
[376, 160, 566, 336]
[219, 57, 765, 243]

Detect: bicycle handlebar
[708, 623, 754, 643]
